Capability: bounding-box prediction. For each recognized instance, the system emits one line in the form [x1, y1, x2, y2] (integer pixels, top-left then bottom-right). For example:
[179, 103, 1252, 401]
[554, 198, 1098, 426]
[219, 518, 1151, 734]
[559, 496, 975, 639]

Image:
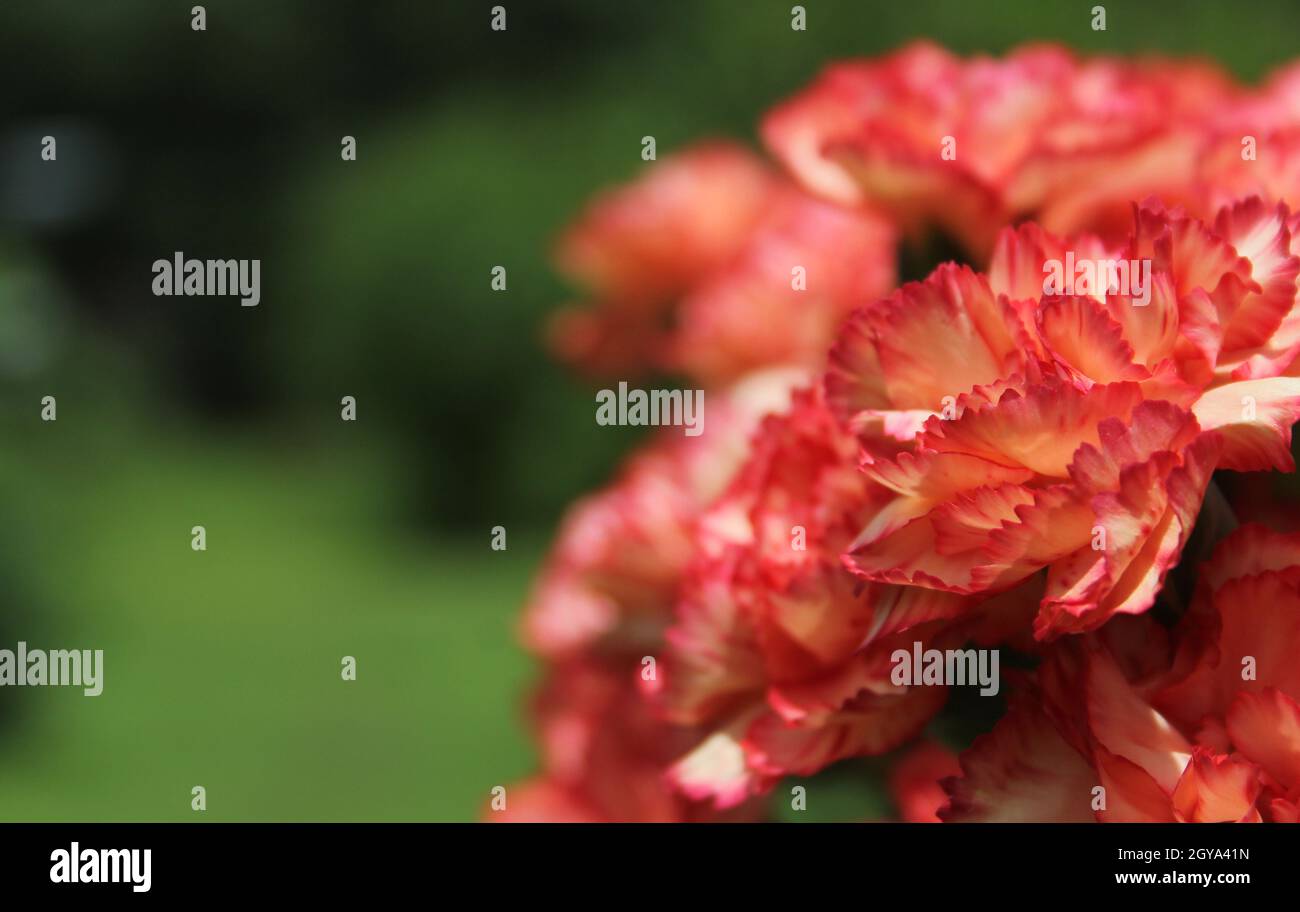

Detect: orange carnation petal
[1037, 295, 1147, 385]
[864, 264, 1025, 409]
[1085, 646, 1193, 792]
[1171, 748, 1262, 823]
[1095, 748, 1178, 823]
[1226, 687, 1300, 793]
[1192, 377, 1300, 471]
[1213, 198, 1299, 354]
[922, 379, 1145, 478]
[942, 691, 1097, 823]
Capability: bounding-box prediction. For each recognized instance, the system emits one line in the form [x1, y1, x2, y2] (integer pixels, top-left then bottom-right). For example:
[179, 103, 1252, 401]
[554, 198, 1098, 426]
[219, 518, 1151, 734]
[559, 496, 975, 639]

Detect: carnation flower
[500, 373, 799, 821]
[659, 387, 1037, 807]
[491, 658, 760, 823]
[832, 197, 1300, 639]
[548, 142, 895, 385]
[1196, 61, 1300, 215]
[763, 42, 1245, 253]
[522, 370, 801, 659]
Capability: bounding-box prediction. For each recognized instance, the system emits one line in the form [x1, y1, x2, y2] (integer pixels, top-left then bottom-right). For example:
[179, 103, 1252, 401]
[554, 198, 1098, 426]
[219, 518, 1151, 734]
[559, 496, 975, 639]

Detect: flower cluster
[764, 41, 1300, 255]
[501, 43, 1300, 823]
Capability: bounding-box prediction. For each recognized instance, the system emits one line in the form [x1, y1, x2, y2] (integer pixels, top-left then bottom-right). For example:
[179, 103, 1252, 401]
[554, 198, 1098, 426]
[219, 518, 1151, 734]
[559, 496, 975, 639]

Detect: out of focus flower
[523, 370, 800, 660]
[944, 525, 1300, 822]
[889, 740, 962, 823]
[493, 658, 760, 822]
[549, 142, 896, 385]
[763, 42, 1245, 254]
[500, 372, 798, 822]
[1197, 61, 1300, 215]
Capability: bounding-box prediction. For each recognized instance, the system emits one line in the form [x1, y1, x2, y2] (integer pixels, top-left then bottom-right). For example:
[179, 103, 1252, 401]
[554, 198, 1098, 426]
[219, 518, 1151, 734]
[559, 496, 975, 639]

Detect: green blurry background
[1, 0, 1298, 821]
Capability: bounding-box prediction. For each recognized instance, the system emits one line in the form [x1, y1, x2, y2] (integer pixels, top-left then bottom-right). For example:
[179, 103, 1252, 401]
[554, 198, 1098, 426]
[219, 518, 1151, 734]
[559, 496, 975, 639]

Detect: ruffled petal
[745, 685, 948, 778]
[1171, 749, 1263, 823]
[1191, 377, 1300, 471]
[942, 691, 1097, 822]
[862, 264, 1027, 409]
[1094, 748, 1178, 823]
[1213, 198, 1300, 354]
[1226, 687, 1300, 792]
[1084, 646, 1193, 792]
[1156, 570, 1300, 727]
[1036, 295, 1148, 384]
[921, 379, 1145, 478]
